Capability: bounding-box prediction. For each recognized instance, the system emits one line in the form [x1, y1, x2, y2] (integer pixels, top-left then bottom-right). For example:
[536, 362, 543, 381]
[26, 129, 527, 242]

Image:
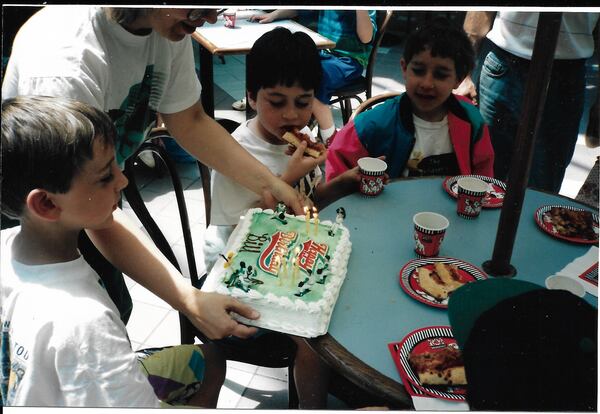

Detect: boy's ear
[26, 189, 62, 221]
[247, 91, 258, 111]
[400, 58, 408, 75]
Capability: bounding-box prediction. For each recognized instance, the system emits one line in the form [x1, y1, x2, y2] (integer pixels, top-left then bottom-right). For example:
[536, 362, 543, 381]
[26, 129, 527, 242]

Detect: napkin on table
[552, 246, 598, 297]
[411, 395, 469, 411]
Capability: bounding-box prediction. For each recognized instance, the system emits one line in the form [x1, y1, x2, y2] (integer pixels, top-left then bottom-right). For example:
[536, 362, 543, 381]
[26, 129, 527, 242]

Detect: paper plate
[534, 205, 599, 244]
[442, 175, 506, 208]
[399, 257, 488, 309]
[388, 326, 467, 402]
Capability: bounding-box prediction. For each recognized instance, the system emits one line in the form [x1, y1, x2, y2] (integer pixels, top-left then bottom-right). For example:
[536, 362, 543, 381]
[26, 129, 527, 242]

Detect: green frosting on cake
[222, 210, 342, 303]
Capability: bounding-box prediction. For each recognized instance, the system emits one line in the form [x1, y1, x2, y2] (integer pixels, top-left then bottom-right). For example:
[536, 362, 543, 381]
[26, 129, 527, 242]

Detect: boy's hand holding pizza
[281, 140, 327, 186]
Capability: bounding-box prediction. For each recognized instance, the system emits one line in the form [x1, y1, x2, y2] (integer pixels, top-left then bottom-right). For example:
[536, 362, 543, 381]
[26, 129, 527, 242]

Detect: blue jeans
[476, 39, 586, 192]
[316, 50, 364, 104]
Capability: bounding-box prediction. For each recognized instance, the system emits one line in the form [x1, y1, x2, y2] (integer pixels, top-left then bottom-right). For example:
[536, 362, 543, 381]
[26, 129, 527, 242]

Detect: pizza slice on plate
[408, 345, 467, 386]
[417, 263, 465, 301]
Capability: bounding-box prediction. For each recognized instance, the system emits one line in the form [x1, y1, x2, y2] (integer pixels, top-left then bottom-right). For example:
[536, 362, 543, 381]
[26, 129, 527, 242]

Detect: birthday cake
[203, 207, 351, 337]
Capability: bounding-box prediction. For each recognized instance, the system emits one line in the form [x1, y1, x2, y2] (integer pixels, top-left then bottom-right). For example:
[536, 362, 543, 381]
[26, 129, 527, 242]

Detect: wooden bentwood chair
[328, 10, 395, 125]
[122, 119, 299, 408]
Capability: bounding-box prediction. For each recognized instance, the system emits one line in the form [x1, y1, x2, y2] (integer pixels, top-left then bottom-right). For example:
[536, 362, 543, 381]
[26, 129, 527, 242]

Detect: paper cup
[456, 177, 488, 219]
[545, 275, 586, 297]
[413, 212, 449, 257]
[358, 157, 387, 197]
[224, 10, 237, 28]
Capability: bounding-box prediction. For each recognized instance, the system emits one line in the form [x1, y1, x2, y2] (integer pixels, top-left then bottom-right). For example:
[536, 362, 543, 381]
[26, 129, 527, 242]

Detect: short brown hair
[1, 96, 116, 218]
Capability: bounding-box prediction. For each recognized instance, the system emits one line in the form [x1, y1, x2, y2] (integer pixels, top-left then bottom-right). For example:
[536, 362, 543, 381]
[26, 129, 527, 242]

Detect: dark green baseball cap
[447, 278, 543, 349]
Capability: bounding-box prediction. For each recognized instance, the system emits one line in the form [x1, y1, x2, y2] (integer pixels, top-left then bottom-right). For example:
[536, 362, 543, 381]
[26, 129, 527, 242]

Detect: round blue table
[309, 177, 598, 408]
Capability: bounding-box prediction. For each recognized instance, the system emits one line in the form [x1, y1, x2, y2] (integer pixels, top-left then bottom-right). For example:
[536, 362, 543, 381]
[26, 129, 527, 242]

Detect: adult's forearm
[270, 9, 298, 20]
[162, 105, 278, 197]
[463, 11, 496, 53]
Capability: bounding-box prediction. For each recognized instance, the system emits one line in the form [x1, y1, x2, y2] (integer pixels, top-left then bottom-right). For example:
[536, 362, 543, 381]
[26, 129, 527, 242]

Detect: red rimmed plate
[388, 326, 467, 402]
[399, 257, 488, 308]
[443, 175, 506, 208]
[534, 205, 599, 244]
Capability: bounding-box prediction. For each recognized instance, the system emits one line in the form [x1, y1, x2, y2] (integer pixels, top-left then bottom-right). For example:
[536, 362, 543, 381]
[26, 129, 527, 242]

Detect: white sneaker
[232, 97, 246, 111]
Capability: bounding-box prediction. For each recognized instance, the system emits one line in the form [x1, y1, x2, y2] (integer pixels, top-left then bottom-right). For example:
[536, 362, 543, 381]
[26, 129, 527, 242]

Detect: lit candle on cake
[281, 256, 288, 278]
[292, 247, 301, 285]
[274, 256, 283, 285]
[313, 208, 319, 235]
[304, 205, 310, 234]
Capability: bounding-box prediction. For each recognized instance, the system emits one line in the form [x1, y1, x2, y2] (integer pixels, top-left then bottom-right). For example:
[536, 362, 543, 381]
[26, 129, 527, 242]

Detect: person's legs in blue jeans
[477, 47, 526, 181]
[478, 44, 586, 192]
[529, 60, 586, 192]
[313, 52, 363, 139]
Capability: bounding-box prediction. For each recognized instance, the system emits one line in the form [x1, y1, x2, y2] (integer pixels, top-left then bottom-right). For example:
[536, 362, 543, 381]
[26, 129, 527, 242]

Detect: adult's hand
[183, 290, 260, 339]
[454, 75, 478, 105]
[249, 12, 275, 23]
[261, 177, 306, 215]
[249, 9, 297, 24]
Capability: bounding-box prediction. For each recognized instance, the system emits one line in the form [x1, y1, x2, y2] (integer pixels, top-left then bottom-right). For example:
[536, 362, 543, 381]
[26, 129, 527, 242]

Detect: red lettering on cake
[297, 240, 329, 273]
[259, 231, 297, 275]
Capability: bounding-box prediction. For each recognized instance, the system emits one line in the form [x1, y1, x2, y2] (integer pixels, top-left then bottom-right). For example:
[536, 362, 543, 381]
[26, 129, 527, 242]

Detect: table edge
[308, 333, 413, 409]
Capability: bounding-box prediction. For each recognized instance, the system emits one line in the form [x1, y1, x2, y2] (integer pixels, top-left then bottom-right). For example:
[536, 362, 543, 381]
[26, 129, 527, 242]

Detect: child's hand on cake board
[282, 141, 327, 185]
[185, 291, 260, 339]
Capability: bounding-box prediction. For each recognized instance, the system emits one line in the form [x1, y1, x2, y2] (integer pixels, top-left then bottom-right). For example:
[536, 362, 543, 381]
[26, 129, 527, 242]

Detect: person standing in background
[456, 11, 599, 193]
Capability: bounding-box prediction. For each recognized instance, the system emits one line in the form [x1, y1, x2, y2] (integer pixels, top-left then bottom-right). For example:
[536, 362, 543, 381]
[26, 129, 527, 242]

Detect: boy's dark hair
[246, 27, 322, 98]
[1, 95, 116, 219]
[403, 16, 474, 81]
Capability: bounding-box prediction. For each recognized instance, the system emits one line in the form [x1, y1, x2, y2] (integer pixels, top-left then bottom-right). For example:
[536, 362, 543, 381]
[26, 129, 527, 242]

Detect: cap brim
[448, 278, 544, 349]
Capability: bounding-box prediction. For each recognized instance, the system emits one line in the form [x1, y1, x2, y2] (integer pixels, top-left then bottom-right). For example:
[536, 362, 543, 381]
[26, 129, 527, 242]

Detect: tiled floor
[122, 22, 599, 409]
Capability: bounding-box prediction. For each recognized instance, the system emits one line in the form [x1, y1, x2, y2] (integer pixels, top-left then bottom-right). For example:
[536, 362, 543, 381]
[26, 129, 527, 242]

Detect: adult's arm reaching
[454, 11, 497, 103]
[249, 9, 298, 23]
[87, 209, 260, 339]
[161, 101, 305, 215]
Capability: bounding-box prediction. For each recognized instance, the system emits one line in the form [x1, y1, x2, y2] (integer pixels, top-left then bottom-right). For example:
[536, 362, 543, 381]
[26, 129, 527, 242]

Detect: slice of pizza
[417, 263, 465, 301]
[282, 129, 326, 158]
[408, 345, 467, 386]
[548, 207, 597, 240]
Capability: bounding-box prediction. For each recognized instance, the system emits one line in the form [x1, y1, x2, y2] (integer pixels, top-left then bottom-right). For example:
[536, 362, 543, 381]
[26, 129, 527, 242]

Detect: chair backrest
[349, 90, 402, 121]
[199, 118, 241, 228]
[123, 135, 199, 285]
[365, 10, 394, 99]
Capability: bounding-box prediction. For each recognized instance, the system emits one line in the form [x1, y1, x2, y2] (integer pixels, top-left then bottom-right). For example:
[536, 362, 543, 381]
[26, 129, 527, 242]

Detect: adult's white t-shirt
[486, 12, 599, 60]
[2, 5, 201, 166]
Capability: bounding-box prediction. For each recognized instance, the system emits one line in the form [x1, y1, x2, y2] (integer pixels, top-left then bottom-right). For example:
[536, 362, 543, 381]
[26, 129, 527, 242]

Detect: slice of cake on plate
[202, 207, 352, 338]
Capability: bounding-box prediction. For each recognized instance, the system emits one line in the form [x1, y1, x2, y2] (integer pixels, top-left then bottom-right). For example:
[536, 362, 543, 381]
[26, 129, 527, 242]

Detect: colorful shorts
[136, 345, 205, 406]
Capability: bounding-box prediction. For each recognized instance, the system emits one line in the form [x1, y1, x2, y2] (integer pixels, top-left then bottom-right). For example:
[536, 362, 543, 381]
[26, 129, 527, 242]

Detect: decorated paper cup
[456, 177, 488, 219]
[413, 212, 449, 257]
[545, 275, 586, 297]
[358, 157, 387, 197]
[224, 10, 237, 28]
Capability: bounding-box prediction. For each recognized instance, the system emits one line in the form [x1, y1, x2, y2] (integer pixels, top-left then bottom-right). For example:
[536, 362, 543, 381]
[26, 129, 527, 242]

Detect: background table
[192, 9, 336, 118]
[310, 176, 598, 408]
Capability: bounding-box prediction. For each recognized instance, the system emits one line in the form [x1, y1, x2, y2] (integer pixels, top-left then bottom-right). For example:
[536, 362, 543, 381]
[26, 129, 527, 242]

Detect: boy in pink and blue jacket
[326, 17, 494, 182]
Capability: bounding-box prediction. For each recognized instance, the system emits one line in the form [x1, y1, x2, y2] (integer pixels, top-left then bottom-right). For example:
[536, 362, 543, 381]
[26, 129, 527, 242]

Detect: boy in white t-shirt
[203, 27, 360, 408]
[326, 17, 494, 181]
[1, 96, 226, 407]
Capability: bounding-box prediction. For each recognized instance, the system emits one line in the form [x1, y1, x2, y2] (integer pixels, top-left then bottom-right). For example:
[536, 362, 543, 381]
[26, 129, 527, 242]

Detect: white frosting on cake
[203, 208, 351, 337]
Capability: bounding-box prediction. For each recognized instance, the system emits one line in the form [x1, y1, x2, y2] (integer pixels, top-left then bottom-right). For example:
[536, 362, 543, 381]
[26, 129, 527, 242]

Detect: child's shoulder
[353, 94, 404, 134]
